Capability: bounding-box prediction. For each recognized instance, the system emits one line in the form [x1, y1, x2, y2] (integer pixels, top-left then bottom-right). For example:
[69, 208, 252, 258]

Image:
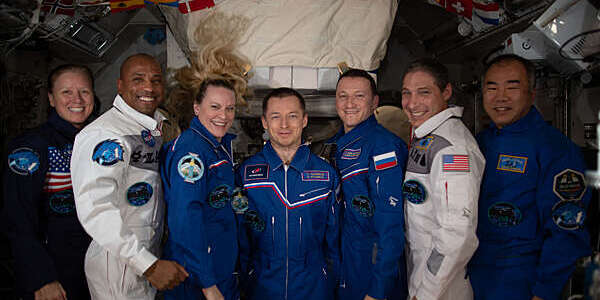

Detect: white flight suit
[71, 95, 165, 299]
[403, 106, 485, 300]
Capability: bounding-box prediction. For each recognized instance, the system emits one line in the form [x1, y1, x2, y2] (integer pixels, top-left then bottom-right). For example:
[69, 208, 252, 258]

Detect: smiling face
[117, 55, 164, 116]
[482, 60, 533, 128]
[48, 70, 94, 129]
[262, 95, 307, 150]
[401, 70, 450, 128]
[336, 76, 379, 133]
[194, 85, 236, 142]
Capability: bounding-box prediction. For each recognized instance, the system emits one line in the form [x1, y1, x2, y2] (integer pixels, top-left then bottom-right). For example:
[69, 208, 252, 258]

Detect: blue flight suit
[237, 142, 341, 300]
[161, 117, 238, 300]
[469, 107, 591, 300]
[327, 115, 408, 300]
[2, 111, 91, 299]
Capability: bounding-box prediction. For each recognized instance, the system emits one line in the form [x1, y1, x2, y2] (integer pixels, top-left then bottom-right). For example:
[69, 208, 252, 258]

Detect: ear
[261, 115, 268, 130]
[193, 102, 201, 117]
[442, 83, 452, 102]
[373, 94, 380, 109]
[117, 79, 123, 95]
[48, 92, 56, 108]
[302, 113, 308, 129]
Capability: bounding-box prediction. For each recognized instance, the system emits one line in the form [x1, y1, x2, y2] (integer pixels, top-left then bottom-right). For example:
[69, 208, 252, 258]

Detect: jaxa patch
[553, 169, 586, 201]
[92, 139, 124, 166]
[245, 210, 265, 232]
[245, 164, 269, 181]
[373, 151, 398, 171]
[48, 190, 75, 215]
[497, 155, 528, 173]
[341, 148, 361, 160]
[8, 148, 40, 175]
[352, 195, 374, 217]
[552, 200, 585, 230]
[177, 153, 204, 183]
[141, 129, 156, 147]
[127, 182, 153, 206]
[403, 180, 427, 204]
[209, 185, 230, 209]
[231, 187, 248, 214]
[415, 136, 434, 150]
[302, 170, 330, 182]
[488, 202, 522, 227]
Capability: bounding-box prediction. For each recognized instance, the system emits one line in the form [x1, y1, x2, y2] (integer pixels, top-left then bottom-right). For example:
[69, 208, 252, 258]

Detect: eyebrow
[507, 80, 520, 84]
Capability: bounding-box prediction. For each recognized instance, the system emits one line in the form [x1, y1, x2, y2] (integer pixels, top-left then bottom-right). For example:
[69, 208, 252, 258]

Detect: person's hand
[532, 297, 543, 300]
[202, 285, 225, 300]
[144, 259, 189, 290]
[363, 295, 384, 300]
[34, 281, 66, 300]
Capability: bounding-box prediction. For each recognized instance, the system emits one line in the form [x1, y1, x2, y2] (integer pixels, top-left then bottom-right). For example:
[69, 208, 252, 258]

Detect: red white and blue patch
[302, 170, 330, 182]
[341, 148, 361, 160]
[373, 152, 398, 171]
[244, 164, 269, 181]
[442, 154, 469, 172]
[244, 182, 330, 209]
[341, 167, 368, 181]
[209, 159, 229, 169]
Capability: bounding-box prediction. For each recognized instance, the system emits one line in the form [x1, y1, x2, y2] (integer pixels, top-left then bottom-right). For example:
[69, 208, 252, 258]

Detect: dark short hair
[119, 53, 158, 79]
[483, 54, 536, 92]
[402, 58, 449, 91]
[196, 79, 236, 104]
[48, 64, 94, 92]
[337, 69, 377, 95]
[262, 87, 306, 116]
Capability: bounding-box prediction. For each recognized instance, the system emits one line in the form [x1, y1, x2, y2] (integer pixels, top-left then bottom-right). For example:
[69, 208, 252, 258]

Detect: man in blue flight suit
[327, 69, 408, 300]
[469, 54, 591, 300]
[237, 87, 341, 300]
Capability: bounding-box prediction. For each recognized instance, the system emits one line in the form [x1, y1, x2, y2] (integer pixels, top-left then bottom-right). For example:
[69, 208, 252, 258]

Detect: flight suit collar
[47, 110, 79, 140]
[263, 141, 309, 172]
[489, 106, 541, 134]
[413, 106, 463, 139]
[113, 94, 160, 131]
[334, 114, 378, 150]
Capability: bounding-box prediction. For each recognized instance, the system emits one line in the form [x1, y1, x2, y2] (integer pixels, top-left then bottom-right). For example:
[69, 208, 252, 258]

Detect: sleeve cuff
[129, 247, 158, 276]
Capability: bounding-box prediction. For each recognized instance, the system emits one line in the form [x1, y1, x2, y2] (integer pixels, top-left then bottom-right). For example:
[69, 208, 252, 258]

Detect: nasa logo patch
[48, 190, 75, 215]
[351, 195, 374, 218]
[177, 153, 204, 183]
[92, 139, 124, 166]
[415, 136, 434, 150]
[231, 187, 248, 214]
[553, 169, 586, 201]
[8, 148, 40, 175]
[244, 210, 265, 232]
[245, 164, 269, 181]
[209, 185, 230, 209]
[488, 202, 522, 227]
[127, 182, 153, 206]
[552, 200, 585, 230]
[497, 155, 528, 173]
[141, 129, 156, 147]
[403, 180, 427, 204]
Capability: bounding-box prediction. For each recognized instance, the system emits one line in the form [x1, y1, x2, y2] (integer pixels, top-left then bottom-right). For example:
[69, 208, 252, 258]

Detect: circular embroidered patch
[488, 202, 522, 227]
[177, 153, 203, 183]
[552, 200, 585, 230]
[209, 184, 230, 209]
[352, 195, 374, 217]
[141, 129, 156, 147]
[244, 210, 265, 232]
[49, 190, 75, 215]
[92, 139, 124, 166]
[231, 187, 248, 213]
[127, 182, 153, 206]
[403, 180, 427, 204]
[8, 148, 40, 175]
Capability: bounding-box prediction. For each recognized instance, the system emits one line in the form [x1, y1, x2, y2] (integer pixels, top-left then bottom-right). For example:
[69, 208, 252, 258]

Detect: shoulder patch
[403, 180, 427, 204]
[141, 129, 156, 147]
[231, 187, 248, 214]
[552, 200, 585, 230]
[177, 153, 204, 183]
[373, 151, 397, 171]
[497, 154, 527, 173]
[415, 135, 434, 150]
[8, 147, 40, 175]
[302, 170, 330, 181]
[341, 148, 361, 160]
[244, 164, 269, 181]
[442, 154, 469, 172]
[92, 139, 124, 166]
[553, 169, 586, 201]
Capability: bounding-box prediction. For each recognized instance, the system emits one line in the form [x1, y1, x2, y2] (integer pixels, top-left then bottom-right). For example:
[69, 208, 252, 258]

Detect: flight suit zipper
[299, 217, 303, 255]
[285, 167, 289, 300]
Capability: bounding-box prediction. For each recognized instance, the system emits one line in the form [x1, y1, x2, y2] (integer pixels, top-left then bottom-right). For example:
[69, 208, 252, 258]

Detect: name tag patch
[341, 148, 361, 160]
[497, 154, 528, 173]
[302, 170, 330, 181]
[245, 164, 269, 181]
[373, 151, 398, 171]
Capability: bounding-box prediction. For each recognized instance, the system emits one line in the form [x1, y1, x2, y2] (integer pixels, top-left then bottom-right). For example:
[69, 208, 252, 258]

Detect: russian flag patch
[373, 151, 398, 171]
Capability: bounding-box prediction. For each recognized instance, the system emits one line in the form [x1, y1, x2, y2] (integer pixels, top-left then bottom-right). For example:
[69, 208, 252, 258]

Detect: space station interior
[2, 0, 600, 298]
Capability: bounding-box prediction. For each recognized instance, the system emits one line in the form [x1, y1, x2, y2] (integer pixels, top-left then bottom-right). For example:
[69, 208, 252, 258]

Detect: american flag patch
[373, 151, 398, 171]
[43, 146, 72, 193]
[442, 154, 469, 172]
